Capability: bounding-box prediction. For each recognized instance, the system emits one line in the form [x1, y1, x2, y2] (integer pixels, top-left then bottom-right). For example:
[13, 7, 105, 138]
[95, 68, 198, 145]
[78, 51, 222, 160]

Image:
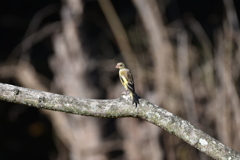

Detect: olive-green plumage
[116, 62, 139, 107]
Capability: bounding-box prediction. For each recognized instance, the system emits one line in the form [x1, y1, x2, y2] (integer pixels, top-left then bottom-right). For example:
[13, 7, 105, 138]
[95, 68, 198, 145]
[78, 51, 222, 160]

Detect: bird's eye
[120, 65, 122, 66]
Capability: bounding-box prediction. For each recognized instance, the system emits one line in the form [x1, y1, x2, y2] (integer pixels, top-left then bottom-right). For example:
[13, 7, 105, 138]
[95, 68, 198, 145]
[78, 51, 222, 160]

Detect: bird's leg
[122, 90, 128, 95]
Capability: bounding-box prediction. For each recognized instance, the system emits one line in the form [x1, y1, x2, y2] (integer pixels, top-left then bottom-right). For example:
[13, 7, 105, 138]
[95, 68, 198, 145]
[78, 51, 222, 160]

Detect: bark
[0, 82, 240, 160]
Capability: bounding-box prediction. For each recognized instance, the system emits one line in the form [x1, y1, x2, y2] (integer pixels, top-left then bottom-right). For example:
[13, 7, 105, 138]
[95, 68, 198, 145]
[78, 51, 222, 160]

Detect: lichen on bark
[0, 82, 239, 160]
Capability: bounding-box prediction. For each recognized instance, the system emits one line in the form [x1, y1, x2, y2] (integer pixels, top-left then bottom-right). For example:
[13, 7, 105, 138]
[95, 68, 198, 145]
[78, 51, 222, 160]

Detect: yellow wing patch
[119, 69, 129, 90]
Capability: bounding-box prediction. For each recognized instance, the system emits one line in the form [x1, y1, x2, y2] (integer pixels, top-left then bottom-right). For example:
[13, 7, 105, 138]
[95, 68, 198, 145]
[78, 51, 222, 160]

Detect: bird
[116, 62, 140, 107]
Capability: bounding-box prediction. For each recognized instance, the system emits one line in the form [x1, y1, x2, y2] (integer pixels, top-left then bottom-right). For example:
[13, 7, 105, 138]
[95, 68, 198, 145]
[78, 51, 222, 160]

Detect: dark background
[0, 0, 239, 160]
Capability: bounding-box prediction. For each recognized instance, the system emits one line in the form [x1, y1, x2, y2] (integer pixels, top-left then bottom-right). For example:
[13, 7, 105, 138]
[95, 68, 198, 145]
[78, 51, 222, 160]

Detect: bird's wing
[120, 69, 135, 93]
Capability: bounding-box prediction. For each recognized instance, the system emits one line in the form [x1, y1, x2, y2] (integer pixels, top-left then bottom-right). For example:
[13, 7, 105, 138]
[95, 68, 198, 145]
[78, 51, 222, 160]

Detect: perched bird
[116, 62, 140, 107]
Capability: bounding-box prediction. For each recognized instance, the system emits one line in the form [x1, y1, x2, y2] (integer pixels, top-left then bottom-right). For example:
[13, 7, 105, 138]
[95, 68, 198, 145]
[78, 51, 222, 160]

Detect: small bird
[116, 62, 139, 107]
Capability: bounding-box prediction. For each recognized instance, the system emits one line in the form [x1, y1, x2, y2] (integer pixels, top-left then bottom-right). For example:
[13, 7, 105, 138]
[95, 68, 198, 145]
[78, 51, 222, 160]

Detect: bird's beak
[116, 65, 118, 68]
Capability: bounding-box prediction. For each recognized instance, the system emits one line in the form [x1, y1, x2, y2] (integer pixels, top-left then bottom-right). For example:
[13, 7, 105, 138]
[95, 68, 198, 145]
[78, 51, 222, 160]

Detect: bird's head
[116, 62, 125, 69]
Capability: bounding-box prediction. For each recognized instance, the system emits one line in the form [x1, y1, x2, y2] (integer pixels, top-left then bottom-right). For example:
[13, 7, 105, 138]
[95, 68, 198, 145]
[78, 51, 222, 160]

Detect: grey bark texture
[0, 82, 239, 160]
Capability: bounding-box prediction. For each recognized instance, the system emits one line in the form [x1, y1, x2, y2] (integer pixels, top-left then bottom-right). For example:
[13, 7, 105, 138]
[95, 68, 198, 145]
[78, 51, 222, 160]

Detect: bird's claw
[121, 90, 129, 95]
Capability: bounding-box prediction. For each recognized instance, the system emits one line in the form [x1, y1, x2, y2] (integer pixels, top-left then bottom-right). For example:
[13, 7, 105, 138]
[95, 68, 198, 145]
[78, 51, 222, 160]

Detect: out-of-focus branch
[50, 1, 104, 160]
[132, 0, 174, 102]
[7, 21, 61, 63]
[177, 31, 199, 127]
[215, 32, 240, 150]
[223, 0, 239, 31]
[98, 0, 137, 68]
[0, 82, 240, 160]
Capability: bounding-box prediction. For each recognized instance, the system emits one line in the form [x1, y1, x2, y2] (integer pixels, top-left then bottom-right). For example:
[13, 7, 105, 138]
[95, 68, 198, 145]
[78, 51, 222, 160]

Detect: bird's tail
[130, 92, 140, 107]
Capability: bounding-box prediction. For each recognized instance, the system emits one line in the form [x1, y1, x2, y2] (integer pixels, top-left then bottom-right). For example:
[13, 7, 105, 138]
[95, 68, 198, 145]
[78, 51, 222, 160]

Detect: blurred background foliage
[0, 0, 240, 159]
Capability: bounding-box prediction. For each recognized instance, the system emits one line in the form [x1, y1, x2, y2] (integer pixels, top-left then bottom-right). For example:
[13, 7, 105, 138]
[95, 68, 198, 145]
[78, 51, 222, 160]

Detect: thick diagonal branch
[0, 82, 239, 160]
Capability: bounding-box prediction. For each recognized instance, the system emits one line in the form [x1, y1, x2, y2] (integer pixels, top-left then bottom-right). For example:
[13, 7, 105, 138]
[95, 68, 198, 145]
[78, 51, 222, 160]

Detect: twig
[0, 82, 239, 160]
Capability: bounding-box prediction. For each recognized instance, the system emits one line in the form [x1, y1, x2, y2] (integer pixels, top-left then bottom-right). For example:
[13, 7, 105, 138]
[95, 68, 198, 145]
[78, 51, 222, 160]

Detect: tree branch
[0, 82, 239, 160]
